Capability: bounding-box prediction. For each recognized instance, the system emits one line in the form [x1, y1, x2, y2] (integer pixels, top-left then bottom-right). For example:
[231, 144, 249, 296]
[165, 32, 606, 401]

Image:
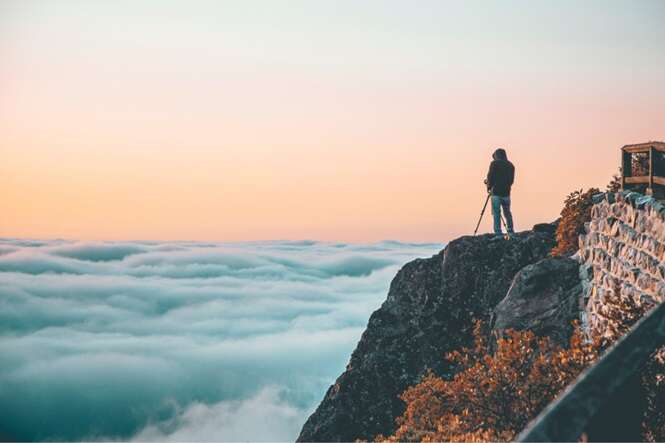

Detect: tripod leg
[474, 194, 491, 236]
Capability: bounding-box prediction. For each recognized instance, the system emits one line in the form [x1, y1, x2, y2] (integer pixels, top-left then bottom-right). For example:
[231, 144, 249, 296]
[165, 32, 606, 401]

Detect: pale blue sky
[2, 1, 664, 241]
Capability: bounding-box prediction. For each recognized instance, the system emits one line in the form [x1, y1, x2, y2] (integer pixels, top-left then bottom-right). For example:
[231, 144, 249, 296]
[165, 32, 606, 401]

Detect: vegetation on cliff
[304, 184, 664, 443]
[551, 173, 621, 257]
[551, 188, 599, 256]
[379, 307, 663, 442]
[375, 187, 665, 442]
[374, 322, 597, 442]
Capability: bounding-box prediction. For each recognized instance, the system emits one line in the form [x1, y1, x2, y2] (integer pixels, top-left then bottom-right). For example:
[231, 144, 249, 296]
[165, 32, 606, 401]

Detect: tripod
[473, 194, 508, 236]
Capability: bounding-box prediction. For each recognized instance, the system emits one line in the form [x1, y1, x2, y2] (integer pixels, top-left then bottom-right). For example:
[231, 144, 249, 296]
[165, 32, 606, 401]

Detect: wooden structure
[621, 141, 665, 198]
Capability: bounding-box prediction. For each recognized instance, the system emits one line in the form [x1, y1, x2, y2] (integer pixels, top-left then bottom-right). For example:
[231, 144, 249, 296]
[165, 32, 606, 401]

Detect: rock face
[492, 256, 582, 345]
[297, 226, 557, 442]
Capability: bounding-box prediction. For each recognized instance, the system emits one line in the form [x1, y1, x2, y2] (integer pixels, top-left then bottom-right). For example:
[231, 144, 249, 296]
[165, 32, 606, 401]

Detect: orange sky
[1, 1, 664, 242]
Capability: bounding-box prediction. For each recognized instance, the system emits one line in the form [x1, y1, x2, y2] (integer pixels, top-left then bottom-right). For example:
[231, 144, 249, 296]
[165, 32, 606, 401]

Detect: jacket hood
[492, 148, 508, 161]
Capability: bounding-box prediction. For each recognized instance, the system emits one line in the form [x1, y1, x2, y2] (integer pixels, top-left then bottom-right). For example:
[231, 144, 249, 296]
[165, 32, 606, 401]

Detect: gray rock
[297, 225, 557, 442]
[533, 222, 558, 235]
[491, 256, 582, 345]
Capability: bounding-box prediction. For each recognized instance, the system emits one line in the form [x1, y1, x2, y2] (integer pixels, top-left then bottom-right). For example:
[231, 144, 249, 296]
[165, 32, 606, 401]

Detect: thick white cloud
[0, 238, 441, 441]
[133, 387, 306, 442]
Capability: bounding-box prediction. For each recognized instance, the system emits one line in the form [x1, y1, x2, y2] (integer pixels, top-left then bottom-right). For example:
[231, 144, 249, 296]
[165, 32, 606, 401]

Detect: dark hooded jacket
[486, 149, 515, 197]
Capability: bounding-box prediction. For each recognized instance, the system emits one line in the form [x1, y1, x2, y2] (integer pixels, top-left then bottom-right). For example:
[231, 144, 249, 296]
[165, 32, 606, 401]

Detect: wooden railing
[516, 301, 665, 442]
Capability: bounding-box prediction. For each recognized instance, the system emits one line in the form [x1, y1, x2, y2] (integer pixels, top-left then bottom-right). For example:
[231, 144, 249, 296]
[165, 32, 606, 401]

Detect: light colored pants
[491, 196, 514, 235]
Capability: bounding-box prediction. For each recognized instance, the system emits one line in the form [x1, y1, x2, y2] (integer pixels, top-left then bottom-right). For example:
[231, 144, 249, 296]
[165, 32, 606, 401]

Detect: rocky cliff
[299, 191, 665, 443]
[491, 255, 582, 345]
[297, 224, 558, 442]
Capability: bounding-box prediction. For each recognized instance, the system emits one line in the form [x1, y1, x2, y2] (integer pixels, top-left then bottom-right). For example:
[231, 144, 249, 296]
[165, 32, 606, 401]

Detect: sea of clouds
[0, 237, 442, 441]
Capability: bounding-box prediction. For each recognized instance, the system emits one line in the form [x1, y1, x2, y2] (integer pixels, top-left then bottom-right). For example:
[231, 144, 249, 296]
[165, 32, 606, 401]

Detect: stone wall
[578, 192, 665, 338]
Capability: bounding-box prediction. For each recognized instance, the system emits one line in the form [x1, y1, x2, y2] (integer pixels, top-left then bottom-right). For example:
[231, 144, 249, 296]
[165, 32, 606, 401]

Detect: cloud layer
[0, 238, 441, 441]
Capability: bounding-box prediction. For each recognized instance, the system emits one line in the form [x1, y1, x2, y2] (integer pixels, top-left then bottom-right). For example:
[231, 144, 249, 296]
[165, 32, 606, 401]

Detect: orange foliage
[369, 178, 665, 443]
[551, 188, 600, 257]
[552, 171, 637, 257]
[377, 322, 597, 442]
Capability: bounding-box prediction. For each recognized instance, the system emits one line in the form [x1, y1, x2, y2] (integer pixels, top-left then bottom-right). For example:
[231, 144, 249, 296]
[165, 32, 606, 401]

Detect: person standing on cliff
[485, 148, 515, 237]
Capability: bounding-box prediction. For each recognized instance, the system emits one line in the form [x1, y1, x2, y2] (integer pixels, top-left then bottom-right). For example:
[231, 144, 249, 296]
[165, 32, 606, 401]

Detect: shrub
[551, 171, 626, 257]
[606, 172, 622, 193]
[376, 322, 597, 442]
[551, 188, 599, 256]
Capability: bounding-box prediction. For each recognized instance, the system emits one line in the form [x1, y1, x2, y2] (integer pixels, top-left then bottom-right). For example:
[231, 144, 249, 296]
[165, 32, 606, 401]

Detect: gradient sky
[1, 0, 664, 242]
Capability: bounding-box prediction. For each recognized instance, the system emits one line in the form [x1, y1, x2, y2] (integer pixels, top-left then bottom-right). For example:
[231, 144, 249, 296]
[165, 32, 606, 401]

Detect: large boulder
[491, 256, 582, 345]
[297, 226, 557, 442]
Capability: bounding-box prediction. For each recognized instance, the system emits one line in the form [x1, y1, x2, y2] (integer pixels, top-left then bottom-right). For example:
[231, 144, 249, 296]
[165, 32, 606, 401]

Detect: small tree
[377, 322, 598, 442]
[607, 171, 622, 193]
[551, 188, 600, 256]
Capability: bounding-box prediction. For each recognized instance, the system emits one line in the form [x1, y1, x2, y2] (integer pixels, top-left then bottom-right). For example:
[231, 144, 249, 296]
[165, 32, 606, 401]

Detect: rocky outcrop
[298, 191, 665, 443]
[492, 256, 582, 345]
[297, 226, 557, 442]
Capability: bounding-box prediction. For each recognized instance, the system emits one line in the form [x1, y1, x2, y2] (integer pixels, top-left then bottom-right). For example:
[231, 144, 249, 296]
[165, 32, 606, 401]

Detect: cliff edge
[297, 224, 557, 442]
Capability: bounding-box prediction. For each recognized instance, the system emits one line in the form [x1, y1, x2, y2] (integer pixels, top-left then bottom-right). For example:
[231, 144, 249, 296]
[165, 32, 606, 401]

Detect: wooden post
[648, 146, 655, 195]
[621, 150, 632, 190]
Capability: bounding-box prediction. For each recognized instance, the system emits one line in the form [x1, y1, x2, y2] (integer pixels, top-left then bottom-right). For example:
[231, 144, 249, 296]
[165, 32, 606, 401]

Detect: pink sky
[1, 1, 664, 242]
